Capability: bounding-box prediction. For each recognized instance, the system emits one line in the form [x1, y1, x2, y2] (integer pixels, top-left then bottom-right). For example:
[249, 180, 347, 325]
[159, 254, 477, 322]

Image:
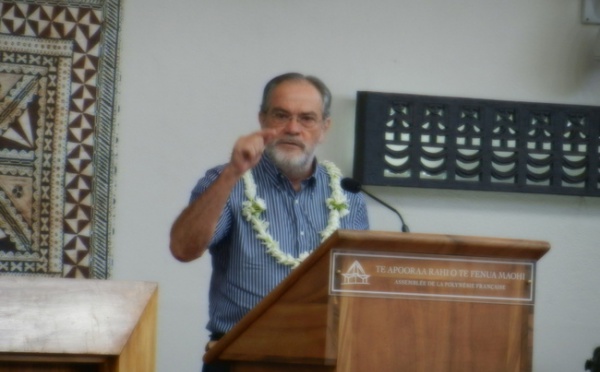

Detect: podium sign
[331, 250, 535, 304]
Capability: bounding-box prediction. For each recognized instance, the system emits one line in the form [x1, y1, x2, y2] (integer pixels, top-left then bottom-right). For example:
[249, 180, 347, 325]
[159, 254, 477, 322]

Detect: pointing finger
[260, 128, 278, 146]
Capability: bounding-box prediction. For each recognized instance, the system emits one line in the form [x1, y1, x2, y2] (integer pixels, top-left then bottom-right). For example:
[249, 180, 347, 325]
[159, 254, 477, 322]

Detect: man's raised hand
[229, 129, 277, 177]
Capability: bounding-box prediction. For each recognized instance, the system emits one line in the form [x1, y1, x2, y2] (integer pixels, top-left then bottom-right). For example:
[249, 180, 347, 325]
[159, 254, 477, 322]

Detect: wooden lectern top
[0, 277, 157, 356]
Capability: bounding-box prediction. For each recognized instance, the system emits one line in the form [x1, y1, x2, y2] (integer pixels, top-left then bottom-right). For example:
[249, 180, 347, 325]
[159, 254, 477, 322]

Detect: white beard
[265, 140, 315, 179]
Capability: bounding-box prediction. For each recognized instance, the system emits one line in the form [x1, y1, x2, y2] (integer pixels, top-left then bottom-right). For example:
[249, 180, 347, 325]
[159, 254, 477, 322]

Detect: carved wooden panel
[354, 92, 600, 196]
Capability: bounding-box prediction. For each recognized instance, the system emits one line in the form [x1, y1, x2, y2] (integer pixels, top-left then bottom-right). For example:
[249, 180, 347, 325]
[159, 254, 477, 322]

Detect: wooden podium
[0, 277, 158, 372]
[204, 230, 549, 372]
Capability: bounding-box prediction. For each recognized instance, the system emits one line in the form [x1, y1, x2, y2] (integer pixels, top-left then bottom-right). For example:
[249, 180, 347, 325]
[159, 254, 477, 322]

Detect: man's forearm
[169, 165, 240, 262]
[169, 130, 273, 261]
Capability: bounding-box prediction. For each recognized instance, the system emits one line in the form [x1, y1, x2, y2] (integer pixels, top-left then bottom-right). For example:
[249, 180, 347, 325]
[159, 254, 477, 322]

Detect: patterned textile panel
[0, 0, 121, 278]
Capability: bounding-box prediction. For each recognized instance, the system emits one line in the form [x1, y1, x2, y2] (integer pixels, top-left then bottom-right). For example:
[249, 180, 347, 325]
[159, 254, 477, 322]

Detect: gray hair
[259, 72, 332, 119]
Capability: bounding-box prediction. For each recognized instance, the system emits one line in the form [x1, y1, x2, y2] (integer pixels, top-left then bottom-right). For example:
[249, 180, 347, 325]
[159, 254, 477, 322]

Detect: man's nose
[282, 116, 302, 132]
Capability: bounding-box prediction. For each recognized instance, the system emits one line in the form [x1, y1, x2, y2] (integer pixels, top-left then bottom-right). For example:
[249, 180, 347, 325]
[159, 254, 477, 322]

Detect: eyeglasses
[268, 110, 323, 129]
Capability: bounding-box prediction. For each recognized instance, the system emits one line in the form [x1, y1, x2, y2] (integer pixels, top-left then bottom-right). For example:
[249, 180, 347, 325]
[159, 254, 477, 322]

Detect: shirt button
[295, 199, 299, 204]
[300, 231, 305, 236]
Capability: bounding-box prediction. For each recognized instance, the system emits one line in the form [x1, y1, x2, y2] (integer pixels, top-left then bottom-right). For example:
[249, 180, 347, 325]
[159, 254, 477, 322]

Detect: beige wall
[113, 1, 600, 371]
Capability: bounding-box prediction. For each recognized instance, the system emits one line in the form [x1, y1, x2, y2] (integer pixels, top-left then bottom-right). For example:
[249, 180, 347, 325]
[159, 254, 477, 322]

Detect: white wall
[112, 1, 600, 371]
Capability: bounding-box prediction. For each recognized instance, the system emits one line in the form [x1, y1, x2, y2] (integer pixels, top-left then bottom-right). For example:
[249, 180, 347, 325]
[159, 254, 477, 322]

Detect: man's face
[259, 80, 331, 173]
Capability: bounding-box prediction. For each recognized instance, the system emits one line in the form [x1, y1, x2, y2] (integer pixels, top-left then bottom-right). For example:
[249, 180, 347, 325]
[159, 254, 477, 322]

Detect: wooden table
[0, 277, 158, 372]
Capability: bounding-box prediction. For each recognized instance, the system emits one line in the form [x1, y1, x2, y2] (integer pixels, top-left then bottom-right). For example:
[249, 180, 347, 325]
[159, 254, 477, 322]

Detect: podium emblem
[341, 260, 370, 285]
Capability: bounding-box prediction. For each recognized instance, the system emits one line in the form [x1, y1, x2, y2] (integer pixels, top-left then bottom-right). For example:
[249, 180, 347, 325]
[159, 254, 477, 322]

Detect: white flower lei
[241, 161, 349, 269]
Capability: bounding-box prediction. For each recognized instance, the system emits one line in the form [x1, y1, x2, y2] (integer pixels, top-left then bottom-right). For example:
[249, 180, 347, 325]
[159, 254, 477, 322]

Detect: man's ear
[319, 117, 332, 143]
[258, 112, 267, 129]
[324, 117, 332, 132]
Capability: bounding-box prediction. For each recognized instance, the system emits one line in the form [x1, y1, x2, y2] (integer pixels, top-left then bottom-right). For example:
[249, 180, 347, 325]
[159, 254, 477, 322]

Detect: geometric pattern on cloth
[0, 0, 120, 278]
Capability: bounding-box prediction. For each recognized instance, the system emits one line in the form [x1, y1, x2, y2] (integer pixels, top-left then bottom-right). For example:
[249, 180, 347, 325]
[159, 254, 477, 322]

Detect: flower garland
[241, 161, 349, 269]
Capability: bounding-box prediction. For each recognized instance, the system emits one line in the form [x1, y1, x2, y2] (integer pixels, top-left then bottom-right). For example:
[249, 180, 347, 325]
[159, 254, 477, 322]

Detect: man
[169, 73, 369, 372]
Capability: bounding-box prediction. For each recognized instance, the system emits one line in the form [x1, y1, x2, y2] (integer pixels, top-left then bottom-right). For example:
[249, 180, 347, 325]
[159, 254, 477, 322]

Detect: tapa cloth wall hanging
[0, 0, 121, 278]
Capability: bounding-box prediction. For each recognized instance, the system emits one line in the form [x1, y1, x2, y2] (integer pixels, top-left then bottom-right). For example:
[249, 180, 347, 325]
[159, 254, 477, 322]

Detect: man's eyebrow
[269, 106, 321, 117]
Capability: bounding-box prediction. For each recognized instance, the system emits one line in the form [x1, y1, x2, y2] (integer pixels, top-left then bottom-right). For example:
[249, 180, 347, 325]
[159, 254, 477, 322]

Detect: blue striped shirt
[190, 155, 369, 334]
